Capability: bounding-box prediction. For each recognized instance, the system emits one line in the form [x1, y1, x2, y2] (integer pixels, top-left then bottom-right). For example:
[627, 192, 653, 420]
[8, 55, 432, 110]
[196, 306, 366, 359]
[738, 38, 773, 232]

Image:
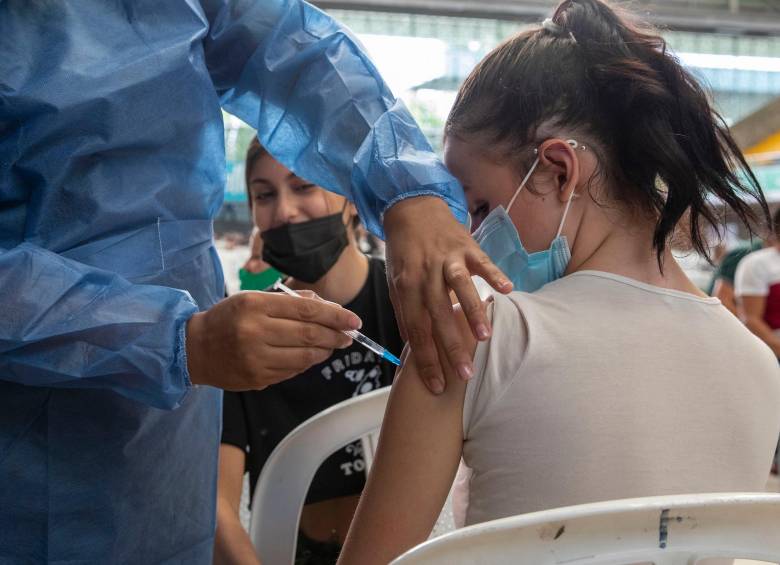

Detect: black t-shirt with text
[221, 257, 402, 505]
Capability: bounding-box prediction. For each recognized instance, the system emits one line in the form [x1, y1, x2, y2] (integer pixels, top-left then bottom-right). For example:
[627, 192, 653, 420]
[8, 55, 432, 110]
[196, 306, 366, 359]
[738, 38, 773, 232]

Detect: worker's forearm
[213, 500, 262, 565]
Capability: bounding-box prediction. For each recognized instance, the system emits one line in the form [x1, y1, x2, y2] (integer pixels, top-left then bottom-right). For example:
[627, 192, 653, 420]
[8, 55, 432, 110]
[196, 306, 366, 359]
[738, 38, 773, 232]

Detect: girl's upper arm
[338, 303, 480, 565]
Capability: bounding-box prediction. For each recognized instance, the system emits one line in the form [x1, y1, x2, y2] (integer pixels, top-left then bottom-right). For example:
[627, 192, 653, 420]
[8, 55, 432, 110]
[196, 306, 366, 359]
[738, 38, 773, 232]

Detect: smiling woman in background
[214, 140, 403, 565]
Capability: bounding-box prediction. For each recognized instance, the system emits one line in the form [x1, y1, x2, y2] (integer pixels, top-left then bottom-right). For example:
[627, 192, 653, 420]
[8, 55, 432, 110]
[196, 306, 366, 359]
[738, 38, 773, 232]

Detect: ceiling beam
[731, 97, 780, 151]
[312, 0, 780, 35]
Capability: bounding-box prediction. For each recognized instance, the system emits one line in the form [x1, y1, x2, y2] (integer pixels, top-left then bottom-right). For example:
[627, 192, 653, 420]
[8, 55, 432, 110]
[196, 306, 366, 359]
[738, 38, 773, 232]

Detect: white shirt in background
[735, 247, 780, 336]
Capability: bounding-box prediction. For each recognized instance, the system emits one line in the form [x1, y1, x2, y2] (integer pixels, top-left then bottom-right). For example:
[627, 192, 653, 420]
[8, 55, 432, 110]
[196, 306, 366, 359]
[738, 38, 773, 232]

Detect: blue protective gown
[0, 1, 466, 562]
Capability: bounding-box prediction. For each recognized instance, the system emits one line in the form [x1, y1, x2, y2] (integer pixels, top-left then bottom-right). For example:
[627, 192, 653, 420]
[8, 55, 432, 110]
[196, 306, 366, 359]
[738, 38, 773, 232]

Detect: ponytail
[447, 0, 769, 264]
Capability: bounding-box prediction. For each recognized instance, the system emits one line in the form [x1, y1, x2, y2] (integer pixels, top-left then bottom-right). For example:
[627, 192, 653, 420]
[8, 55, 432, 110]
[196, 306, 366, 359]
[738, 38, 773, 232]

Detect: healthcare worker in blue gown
[0, 1, 512, 563]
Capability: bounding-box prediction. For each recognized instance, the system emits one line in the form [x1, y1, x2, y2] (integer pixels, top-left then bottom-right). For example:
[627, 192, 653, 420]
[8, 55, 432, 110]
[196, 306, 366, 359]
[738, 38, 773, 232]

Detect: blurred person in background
[735, 207, 780, 474]
[736, 207, 780, 359]
[709, 240, 762, 315]
[214, 140, 403, 565]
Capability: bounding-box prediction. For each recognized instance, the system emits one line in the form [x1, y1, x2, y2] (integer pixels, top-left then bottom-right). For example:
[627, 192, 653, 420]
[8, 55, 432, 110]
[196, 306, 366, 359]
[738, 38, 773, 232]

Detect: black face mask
[261, 213, 349, 283]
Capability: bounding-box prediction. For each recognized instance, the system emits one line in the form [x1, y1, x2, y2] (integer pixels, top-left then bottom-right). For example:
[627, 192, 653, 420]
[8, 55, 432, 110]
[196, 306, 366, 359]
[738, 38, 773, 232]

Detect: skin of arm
[384, 196, 511, 395]
[213, 444, 262, 565]
[713, 279, 737, 315]
[739, 295, 780, 357]
[338, 303, 481, 565]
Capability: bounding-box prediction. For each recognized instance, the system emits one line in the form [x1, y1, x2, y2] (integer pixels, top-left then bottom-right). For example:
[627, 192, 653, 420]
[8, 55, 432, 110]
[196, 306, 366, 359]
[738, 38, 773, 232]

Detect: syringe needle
[274, 280, 402, 366]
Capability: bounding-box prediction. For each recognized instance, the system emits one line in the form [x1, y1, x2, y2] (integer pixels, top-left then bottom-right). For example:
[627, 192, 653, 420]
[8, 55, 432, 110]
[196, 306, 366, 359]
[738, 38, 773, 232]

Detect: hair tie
[542, 17, 578, 44]
[542, 18, 563, 35]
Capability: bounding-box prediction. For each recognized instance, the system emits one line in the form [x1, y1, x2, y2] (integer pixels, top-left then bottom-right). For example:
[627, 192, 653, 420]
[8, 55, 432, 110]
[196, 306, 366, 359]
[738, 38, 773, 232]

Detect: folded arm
[739, 294, 780, 357]
[713, 279, 737, 315]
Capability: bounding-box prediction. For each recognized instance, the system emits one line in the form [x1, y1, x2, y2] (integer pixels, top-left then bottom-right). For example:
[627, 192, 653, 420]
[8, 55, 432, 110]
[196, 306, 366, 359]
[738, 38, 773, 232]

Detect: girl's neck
[287, 243, 370, 306]
[567, 208, 705, 297]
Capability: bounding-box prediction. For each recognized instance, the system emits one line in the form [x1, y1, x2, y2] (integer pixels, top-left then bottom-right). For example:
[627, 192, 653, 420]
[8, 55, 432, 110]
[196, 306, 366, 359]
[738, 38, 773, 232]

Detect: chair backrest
[392, 492, 780, 565]
[249, 387, 390, 565]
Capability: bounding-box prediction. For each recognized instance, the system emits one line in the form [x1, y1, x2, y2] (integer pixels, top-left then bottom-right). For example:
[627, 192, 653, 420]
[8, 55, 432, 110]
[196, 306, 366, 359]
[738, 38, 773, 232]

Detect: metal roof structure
[733, 97, 780, 148]
[312, 0, 780, 35]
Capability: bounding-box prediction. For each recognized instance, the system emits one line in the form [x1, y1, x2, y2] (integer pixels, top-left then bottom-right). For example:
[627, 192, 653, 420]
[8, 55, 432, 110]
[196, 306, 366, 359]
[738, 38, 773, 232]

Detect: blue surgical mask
[472, 139, 582, 293]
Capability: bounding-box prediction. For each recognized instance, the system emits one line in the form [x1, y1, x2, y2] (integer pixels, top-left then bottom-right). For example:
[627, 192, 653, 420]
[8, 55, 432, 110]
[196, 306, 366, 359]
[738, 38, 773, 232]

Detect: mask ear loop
[506, 156, 541, 213]
[555, 139, 585, 238]
[555, 186, 576, 239]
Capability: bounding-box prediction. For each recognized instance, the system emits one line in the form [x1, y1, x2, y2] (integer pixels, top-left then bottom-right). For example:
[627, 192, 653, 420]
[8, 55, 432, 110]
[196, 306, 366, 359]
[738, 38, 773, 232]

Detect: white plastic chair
[248, 387, 390, 565]
[392, 492, 780, 565]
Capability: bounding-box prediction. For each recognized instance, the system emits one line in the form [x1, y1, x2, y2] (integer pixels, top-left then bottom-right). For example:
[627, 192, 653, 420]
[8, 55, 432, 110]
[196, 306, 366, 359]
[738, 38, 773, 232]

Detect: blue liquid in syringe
[274, 280, 402, 366]
[345, 330, 401, 366]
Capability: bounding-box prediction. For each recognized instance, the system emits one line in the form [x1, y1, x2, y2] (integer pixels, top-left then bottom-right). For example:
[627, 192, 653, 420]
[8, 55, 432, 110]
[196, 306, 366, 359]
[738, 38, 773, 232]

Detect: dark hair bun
[447, 0, 769, 264]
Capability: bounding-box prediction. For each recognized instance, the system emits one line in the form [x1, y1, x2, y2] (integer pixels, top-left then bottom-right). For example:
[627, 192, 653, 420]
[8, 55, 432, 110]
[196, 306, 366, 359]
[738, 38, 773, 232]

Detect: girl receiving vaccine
[215, 139, 402, 565]
[338, 1, 780, 563]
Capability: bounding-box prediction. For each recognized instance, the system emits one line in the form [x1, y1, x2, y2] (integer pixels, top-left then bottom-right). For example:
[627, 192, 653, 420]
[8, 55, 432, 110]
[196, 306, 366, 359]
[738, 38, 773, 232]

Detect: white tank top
[457, 270, 780, 527]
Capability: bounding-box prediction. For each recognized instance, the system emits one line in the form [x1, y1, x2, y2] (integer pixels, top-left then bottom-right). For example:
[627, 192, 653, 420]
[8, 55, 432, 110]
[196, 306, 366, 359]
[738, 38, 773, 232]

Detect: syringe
[274, 280, 402, 366]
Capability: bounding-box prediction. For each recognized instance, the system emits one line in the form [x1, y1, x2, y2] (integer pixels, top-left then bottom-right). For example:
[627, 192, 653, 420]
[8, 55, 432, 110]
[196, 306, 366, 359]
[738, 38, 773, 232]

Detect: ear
[538, 138, 581, 203]
[340, 199, 360, 235]
[342, 201, 359, 227]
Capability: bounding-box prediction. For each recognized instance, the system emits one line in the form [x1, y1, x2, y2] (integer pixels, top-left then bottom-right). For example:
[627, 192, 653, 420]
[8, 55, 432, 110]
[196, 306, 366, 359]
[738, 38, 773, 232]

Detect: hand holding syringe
[274, 280, 402, 366]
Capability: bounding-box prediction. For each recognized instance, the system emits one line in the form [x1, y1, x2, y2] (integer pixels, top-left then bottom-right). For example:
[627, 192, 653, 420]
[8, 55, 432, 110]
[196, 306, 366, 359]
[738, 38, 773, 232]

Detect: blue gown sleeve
[0, 243, 198, 410]
[199, 0, 467, 238]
